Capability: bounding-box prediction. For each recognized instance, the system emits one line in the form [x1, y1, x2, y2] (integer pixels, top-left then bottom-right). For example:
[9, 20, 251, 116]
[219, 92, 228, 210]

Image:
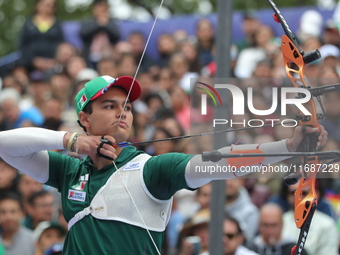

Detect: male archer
[0, 75, 328, 254]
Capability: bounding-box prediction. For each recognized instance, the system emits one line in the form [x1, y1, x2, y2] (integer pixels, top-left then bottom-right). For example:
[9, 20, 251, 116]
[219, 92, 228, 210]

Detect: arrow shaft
[118, 120, 297, 148]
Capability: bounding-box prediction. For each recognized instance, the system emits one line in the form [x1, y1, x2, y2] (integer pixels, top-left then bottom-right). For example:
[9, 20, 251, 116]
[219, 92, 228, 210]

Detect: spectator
[195, 183, 211, 210]
[11, 66, 30, 90]
[24, 190, 56, 230]
[225, 178, 259, 241]
[44, 43, 78, 78]
[320, 92, 340, 143]
[180, 41, 202, 73]
[28, 71, 52, 114]
[270, 178, 337, 220]
[243, 178, 271, 209]
[179, 209, 210, 255]
[169, 52, 199, 93]
[254, 203, 308, 255]
[0, 192, 35, 255]
[117, 53, 137, 77]
[157, 34, 177, 67]
[144, 93, 164, 121]
[75, 68, 99, 89]
[41, 96, 66, 131]
[0, 88, 44, 129]
[169, 85, 191, 132]
[79, 0, 120, 68]
[195, 19, 215, 66]
[112, 41, 133, 61]
[234, 25, 278, 78]
[318, 44, 340, 76]
[33, 221, 67, 255]
[223, 215, 259, 255]
[0, 158, 19, 194]
[157, 67, 176, 94]
[166, 197, 186, 255]
[282, 182, 338, 255]
[44, 242, 63, 255]
[236, 12, 261, 51]
[18, 0, 64, 72]
[128, 31, 156, 72]
[97, 57, 118, 78]
[65, 55, 87, 82]
[0, 108, 8, 131]
[297, 10, 323, 42]
[317, 65, 339, 87]
[1, 75, 25, 96]
[53, 43, 78, 73]
[149, 127, 178, 156]
[322, 22, 340, 48]
[17, 174, 43, 214]
[136, 70, 157, 101]
[49, 72, 72, 108]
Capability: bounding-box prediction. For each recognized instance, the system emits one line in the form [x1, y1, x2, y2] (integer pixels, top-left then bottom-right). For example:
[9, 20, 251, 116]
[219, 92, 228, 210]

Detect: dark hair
[153, 127, 175, 141]
[27, 189, 51, 205]
[77, 101, 93, 132]
[0, 191, 23, 210]
[144, 93, 164, 107]
[83, 101, 93, 115]
[154, 107, 175, 121]
[42, 118, 63, 131]
[225, 214, 243, 235]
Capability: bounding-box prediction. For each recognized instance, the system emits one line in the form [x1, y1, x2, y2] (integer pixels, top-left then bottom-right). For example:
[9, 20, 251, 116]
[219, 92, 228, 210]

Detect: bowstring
[112, 0, 165, 139]
[111, 1, 165, 254]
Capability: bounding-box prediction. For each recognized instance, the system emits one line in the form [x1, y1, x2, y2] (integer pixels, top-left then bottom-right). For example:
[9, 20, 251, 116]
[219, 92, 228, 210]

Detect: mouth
[113, 121, 128, 128]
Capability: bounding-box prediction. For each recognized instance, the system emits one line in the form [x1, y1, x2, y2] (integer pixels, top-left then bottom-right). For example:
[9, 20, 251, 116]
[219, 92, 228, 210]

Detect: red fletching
[273, 14, 280, 23]
[291, 245, 297, 255]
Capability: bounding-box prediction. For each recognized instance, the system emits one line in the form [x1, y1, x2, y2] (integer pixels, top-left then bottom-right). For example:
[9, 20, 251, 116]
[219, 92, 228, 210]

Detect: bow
[201, 2, 337, 254]
[107, 1, 340, 254]
[268, 1, 321, 254]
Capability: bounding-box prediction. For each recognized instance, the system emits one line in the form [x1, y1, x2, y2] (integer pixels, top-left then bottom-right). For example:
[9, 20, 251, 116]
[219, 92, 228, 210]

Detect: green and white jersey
[46, 146, 194, 255]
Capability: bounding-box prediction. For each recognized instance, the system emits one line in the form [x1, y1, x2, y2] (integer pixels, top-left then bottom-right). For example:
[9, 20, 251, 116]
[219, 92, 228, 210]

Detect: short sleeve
[45, 151, 80, 191]
[143, 153, 195, 200]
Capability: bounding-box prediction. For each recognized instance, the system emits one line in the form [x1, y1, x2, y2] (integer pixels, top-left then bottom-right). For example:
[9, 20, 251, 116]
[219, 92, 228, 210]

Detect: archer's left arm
[185, 125, 328, 189]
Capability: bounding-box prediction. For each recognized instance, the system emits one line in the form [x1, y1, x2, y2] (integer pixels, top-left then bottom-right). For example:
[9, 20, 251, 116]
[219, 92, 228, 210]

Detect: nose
[115, 108, 126, 119]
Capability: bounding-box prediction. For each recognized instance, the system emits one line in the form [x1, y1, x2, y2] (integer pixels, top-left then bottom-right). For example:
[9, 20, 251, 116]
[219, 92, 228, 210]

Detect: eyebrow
[101, 99, 131, 105]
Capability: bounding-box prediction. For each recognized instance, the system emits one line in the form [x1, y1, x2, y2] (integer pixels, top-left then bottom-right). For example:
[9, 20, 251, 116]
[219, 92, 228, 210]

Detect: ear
[78, 111, 91, 130]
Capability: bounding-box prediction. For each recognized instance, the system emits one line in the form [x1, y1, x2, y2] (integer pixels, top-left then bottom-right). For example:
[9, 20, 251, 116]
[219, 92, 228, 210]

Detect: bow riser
[282, 35, 320, 127]
[281, 34, 320, 231]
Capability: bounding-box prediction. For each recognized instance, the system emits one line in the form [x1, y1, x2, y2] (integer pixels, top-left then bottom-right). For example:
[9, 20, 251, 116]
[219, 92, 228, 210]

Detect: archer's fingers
[102, 135, 116, 146]
[98, 143, 117, 160]
[317, 125, 328, 147]
[304, 127, 319, 134]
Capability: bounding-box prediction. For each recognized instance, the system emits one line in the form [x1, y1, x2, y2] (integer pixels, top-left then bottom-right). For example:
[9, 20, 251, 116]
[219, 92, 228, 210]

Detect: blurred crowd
[1, 0, 340, 254]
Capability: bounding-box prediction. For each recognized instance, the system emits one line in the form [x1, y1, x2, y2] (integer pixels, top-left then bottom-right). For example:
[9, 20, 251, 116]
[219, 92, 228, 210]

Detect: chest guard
[68, 154, 173, 232]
